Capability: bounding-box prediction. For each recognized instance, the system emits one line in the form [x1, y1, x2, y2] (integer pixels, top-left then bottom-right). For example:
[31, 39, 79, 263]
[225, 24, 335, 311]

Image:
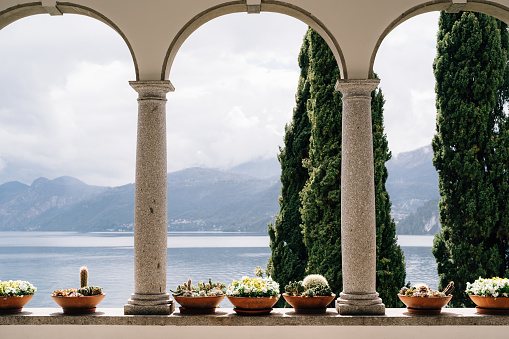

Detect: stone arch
[0, 2, 139, 79]
[162, 1, 347, 80]
[370, 0, 509, 76]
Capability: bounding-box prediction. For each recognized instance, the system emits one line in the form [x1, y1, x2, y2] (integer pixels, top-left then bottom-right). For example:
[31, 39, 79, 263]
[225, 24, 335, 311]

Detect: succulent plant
[52, 266, 103, 297]
[398, 283, 446, 297]
[302, 274, 329, 290]
[441, 281, 455, 296]
[285, 281, 305, 296]
[78, 286, 103, 296]
[171, 278, 226, 297]
[285, 275, 332, 297]
[307, 284, 332, 297]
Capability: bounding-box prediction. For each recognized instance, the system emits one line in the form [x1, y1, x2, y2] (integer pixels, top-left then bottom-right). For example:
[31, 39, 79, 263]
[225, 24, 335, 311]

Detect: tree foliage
[299, 28, 344, 298]
[267, 29, 311, 306]
[432, 11, 509, 307]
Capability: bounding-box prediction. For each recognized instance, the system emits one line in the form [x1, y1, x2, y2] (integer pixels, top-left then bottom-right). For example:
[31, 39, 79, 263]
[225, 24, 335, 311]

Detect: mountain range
[385, 145, 439, 223]
[0, 167, 280, 233]
[0, 145, 440, 234]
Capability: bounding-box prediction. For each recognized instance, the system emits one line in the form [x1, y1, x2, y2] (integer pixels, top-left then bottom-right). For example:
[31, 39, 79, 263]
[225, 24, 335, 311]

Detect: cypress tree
[267, 29, 311, 306]
[432, 11, 509, 307]
[299, 28, 344, 297]
[298, 29, 406, 307]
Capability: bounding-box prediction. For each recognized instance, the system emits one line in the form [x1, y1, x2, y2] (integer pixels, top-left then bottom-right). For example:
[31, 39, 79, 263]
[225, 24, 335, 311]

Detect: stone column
[335, 79, 385, 315]
[124, 80, 175, 315]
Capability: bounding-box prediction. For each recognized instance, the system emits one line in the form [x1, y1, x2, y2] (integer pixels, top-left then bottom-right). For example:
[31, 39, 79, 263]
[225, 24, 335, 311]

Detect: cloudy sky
[0, 11, 440, 187]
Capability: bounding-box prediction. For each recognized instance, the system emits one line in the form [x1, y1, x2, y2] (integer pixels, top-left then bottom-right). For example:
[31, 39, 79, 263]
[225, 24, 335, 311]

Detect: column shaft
[124, 80, 175, 315]
[336, 79, 385, 315]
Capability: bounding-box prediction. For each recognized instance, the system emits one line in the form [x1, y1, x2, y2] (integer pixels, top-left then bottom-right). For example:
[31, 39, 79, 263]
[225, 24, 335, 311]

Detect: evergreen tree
[299, 28, 344, 297]
[298, 29, 405, 307]
[267, 30, 311, 306]
[432, 11, 509, 307]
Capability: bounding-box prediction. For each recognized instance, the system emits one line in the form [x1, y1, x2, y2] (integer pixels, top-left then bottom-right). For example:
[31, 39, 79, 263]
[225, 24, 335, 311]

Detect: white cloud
[375, 12, 440, 155]
[0, 15, 135, 186]
[226, 107, 260, 130]
[166, 13, 304, 172]
[0, 9, 441, 186]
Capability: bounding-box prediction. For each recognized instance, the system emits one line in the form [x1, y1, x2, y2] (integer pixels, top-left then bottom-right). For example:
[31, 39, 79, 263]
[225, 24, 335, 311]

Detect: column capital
[334, 79, 380, 97]
[129, 80, 175, 99]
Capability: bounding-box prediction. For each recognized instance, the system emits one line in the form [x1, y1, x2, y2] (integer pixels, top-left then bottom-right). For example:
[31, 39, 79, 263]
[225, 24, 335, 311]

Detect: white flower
[465, 277, 509, 297]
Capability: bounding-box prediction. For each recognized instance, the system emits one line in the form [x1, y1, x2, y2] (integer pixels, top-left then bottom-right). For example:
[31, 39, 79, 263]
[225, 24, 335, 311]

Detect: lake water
[0, 232, 438, 308]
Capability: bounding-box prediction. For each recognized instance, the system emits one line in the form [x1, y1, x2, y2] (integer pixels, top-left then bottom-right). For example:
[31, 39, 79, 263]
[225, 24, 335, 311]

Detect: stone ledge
[1, 308, 509, 326]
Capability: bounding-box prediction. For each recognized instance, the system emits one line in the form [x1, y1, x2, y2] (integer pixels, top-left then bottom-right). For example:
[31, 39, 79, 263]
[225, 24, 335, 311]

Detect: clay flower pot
[469, 295, 509, 315]
[283, 293, 336, 314]
[52, 294, 105, 314]
[174, 295, 225, 314]
[0, 294, 34, 314]
[398, 294, 452, 314]
[227, 295, 280, 315]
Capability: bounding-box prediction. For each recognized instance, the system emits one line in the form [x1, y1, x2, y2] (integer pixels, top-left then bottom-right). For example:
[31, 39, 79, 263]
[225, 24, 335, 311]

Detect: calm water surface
[0, 232, 437, 308]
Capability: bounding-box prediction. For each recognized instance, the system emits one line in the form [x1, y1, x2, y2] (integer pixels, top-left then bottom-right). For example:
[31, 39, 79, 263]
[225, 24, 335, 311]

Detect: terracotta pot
[398, 294, 452, 314]
[174, 295, 225, 314]
[469, 295, 509, 314]
[52, 294, 105, 314]
[227, 295, 280, 315]
[0, 294, 34, 314]
[283, 293, 336, 314]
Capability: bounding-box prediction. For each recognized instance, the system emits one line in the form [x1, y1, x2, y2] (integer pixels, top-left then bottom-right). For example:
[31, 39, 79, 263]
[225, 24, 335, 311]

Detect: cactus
[441, 281, 455, 296]
[78, 266, 103, 296]
[308, 284, 332, 297]
[285, 276, 332, 297]
[77, 286, 103, 296]
[302, 274, 329, 289]
[285, 281, 305, 296]
[398, 283, 446, 297]
[80, 266, 88, 288]
[171, 278, 226, 297]
[51, 266, 103, 297]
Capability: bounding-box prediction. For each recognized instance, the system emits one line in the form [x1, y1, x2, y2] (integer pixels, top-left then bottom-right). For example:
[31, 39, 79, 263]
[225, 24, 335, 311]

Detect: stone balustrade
[1, 308, 509, 338]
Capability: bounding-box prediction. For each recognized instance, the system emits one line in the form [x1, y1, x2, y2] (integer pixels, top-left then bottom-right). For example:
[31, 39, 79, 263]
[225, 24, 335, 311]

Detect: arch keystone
[447, 0, 467, 13]
[247, 0, 261, 14]
[41, 0, 62, 16]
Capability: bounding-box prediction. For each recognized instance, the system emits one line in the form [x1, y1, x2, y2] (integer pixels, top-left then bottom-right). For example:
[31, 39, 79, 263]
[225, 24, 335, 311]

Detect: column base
[336, 301, 385, 315]
[336, 292, 385, 315]
[124, 302, 174, 315]
[124, 293, 174, 315]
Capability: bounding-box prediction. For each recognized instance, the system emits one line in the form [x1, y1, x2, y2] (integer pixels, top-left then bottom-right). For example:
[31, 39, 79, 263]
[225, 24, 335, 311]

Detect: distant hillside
[0, 146, 441, 234]
[0, 168, 280, 232]
[396, 198, 440, 235]
[0, 177, 107, 231]
[385, 145, 440, 224]
[42, 184, 135, 231]
[166, 167, 280, 232]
